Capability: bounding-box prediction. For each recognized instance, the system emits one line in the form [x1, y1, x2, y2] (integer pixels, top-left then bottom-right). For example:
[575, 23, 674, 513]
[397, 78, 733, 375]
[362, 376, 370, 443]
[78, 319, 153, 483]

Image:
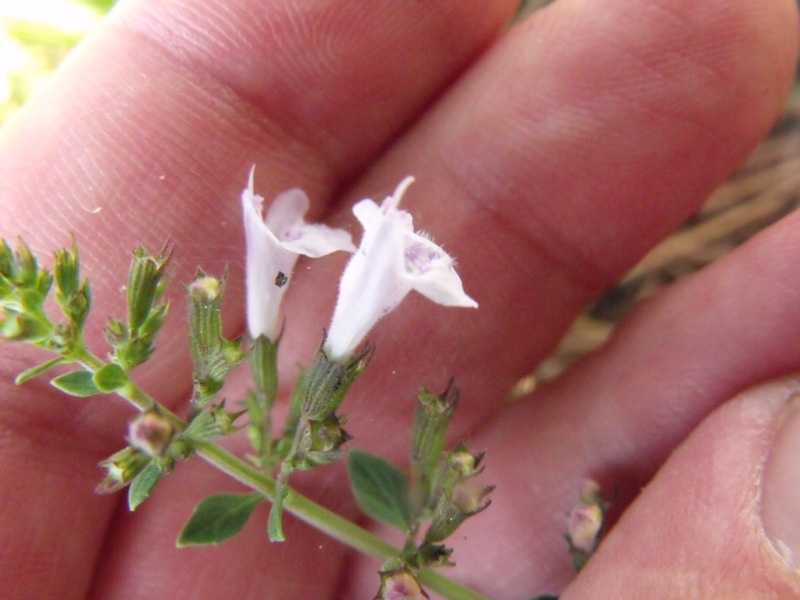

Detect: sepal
[301, 341, 373, 420]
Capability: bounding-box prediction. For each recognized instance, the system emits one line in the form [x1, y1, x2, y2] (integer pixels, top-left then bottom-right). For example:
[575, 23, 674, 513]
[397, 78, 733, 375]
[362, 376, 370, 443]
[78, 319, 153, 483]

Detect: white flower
[242, 166, 356, 340]
[325, 176, 477, 361]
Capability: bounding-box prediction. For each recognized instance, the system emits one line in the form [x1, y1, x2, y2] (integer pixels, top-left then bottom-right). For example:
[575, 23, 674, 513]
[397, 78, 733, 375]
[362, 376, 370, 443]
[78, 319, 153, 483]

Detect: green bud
[411, 381, 458, 467]
[53, 244, 80, 301]
[127, 245, 171, 333]
[10, 240, 40, 288]
[184, 402, 244, 442]
[51, 243, 91, 329]
[301, 342, 373, 420]
[97, 446, 151, 493]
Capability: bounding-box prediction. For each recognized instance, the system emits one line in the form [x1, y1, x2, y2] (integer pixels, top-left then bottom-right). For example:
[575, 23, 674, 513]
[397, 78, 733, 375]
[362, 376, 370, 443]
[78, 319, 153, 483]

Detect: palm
[1, 0, 797, 598]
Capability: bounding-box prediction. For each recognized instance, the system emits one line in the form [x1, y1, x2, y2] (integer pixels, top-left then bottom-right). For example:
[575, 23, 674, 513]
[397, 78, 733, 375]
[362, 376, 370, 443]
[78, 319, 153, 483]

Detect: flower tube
[242, 167, 355, 340]
[325, 177, 477, 361]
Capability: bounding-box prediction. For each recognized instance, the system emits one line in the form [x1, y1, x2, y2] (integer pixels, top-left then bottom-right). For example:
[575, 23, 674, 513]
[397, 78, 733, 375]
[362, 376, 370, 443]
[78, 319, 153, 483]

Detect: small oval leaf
[347, 449, 410, 531]
[93, 363, 129, 392]
[128, 461, 162, 511]
[177, 492, 263, 546]
[15, 356, 65, 385]
[51, 370, 100, 397]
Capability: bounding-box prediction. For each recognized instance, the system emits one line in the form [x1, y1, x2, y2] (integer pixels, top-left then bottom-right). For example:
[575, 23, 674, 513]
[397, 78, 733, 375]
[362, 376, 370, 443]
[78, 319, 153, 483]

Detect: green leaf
[347, 449, 410, 531]
[51, 370, 100, 397]
[128, 461, 162, 511]
[15, 356, 64, 385]
[93, 363, 128, 392]
[177, 492, 263, 546]
[267, 485, 289, 542]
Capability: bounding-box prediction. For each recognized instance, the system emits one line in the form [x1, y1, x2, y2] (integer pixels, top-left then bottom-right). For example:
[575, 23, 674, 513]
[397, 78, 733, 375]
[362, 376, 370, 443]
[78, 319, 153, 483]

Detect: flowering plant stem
[71, 347, 485, 600]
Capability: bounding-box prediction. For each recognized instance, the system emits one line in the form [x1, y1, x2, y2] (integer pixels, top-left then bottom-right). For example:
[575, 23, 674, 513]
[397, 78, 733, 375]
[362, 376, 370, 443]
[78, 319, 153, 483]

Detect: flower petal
[324, 177, 476, 361]
[242, 166, 354, 340]
[326, 207, 409, 360]
[264, 188, 310, 240]
[403, 232, 478, 308]
[242, 177, 298, 340]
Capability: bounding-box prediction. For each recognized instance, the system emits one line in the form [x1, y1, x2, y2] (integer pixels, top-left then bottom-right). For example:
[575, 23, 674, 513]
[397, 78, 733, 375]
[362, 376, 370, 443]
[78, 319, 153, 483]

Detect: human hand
[0, 0, 797, 598]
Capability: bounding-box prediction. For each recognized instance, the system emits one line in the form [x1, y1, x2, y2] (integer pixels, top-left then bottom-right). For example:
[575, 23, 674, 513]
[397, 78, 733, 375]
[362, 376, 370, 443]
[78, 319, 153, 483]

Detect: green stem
[68, 351, 487, 600]
[194, 442, 487, 600]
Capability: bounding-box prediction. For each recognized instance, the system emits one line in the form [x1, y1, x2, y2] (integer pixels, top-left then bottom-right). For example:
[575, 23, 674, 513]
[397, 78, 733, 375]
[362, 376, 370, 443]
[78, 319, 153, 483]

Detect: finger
[338, 0, 798, 593]
[0, 0, 515, 401]
[564, 378, 800, 598]
[296, 0, 797, 454]
[388, 176, 800, 597]
[0, 1, 517, 597]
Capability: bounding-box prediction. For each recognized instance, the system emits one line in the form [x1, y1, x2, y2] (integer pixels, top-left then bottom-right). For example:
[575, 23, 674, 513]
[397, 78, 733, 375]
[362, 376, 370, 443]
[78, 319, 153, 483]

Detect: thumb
[563, 377, 800, 599]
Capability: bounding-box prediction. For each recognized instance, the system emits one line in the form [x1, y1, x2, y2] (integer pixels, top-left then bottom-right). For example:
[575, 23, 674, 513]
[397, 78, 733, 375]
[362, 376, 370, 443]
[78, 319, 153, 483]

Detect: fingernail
[761, 396, 800, 567]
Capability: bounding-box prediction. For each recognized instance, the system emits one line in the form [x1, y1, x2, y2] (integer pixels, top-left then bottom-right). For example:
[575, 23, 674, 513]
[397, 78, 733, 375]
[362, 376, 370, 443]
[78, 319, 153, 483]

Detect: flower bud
[53, 244, 91, 327]
[187, 270, 224, 365]
[567, 503, 603, 554]
[187, 275, 220, 304]
[128, 410, 175, 457]
[411, 381, 457, 467]
[565, 479, 607, 571]
[183, 402, 243, 442]
[424, 481, 493, 543]
[374, 567, 430, 600]
[127, 245, 171, 333]
[96, 446, 150, 493]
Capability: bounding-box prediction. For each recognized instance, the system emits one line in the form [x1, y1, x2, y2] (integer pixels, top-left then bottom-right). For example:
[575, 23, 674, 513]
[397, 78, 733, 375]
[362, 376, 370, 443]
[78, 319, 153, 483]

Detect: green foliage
[53, 243, 90, 329]
[178, 493, 263, 546]
[0, 239, 53, 344]
[348, 449, 410, 531]
[106, 246, 171, 371]
[14, 356, 65, 385]
[93, 362, 128, 392]
[183, 403, 242, 442]
[128, 461, 163, 511]
[50, 369, 100, 397]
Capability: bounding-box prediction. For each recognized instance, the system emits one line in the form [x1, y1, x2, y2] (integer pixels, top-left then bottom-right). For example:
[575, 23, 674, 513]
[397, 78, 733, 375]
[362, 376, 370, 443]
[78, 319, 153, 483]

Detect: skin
[0, 0, 798, 597]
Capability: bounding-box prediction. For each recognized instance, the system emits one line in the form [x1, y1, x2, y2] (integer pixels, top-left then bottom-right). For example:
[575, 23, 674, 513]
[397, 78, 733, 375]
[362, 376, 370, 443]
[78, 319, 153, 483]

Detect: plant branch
[64, 348, 488, 599]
